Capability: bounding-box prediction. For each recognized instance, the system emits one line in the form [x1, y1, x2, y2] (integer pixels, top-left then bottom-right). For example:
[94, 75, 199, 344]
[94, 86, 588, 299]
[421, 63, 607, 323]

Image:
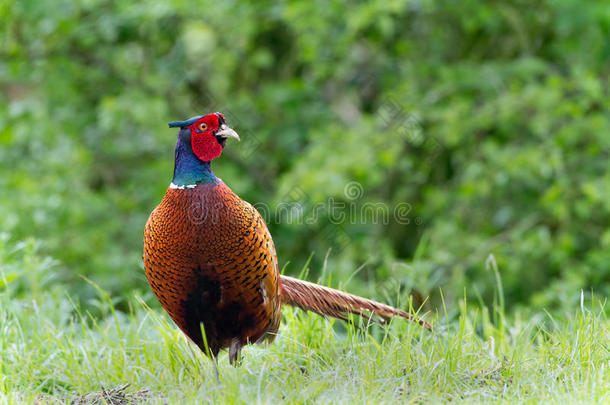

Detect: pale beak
[215, 124, 240, 141]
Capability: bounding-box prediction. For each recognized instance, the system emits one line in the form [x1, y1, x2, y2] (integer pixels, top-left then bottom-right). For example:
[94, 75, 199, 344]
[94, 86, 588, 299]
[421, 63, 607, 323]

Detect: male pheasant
[143, 112, 430, 366]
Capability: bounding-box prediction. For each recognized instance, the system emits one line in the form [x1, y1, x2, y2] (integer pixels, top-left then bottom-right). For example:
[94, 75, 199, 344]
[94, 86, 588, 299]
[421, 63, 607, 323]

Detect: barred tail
[279, 275, 431, 330]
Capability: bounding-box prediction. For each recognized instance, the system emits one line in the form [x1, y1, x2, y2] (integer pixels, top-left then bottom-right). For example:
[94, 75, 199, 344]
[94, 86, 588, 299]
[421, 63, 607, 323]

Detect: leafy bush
[1, 0, 608, 311]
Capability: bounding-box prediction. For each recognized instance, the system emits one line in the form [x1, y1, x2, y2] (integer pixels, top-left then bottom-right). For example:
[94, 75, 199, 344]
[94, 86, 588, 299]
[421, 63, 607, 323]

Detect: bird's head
[169, 112, 240, 161]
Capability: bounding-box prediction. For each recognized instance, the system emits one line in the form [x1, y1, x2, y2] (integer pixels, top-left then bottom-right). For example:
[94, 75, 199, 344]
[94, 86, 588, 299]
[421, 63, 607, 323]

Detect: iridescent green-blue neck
[172, 135, 217, 186]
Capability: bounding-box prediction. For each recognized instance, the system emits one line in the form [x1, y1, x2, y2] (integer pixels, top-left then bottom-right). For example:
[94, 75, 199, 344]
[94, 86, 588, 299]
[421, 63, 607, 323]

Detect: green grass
[0, 289, 608, 403]
[0, 240, 608, 404]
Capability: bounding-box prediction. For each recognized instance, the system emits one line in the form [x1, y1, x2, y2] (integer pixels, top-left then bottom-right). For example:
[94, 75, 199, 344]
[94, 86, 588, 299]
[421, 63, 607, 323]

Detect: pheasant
[143, 112, 430, 367]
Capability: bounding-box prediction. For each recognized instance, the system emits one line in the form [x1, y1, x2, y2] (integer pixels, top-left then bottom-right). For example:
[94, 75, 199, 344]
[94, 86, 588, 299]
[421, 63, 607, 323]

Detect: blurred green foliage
[1, 0, 608, 312]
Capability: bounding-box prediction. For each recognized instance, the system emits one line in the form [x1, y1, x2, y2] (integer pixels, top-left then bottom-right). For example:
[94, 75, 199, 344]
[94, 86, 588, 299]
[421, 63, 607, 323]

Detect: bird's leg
[229, 337, 243, 366]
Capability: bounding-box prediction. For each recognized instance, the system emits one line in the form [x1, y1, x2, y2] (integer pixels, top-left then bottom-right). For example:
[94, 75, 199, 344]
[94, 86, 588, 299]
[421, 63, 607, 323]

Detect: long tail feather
[279, 275, 431, 330]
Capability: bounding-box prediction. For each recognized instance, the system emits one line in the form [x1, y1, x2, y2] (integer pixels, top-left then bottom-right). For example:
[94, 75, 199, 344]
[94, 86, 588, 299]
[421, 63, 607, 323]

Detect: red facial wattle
[191, 132, 223, 161]
[188, 114, 222, 161]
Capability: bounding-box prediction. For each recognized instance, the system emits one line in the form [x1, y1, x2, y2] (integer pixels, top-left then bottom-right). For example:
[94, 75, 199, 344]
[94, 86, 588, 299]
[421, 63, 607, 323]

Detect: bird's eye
[199, 123, 207, 131]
